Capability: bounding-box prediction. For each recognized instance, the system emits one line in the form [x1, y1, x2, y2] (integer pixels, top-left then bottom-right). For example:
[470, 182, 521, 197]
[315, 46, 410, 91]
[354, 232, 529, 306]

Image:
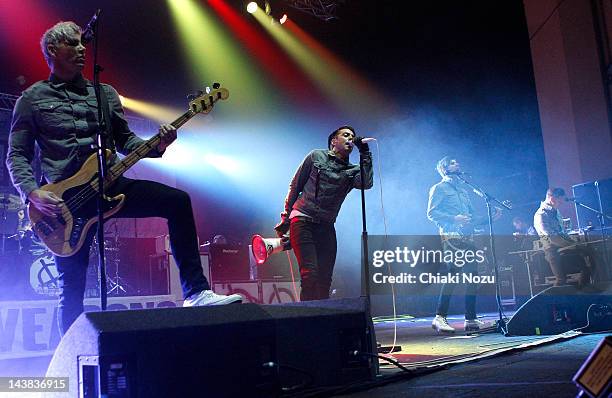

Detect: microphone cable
[285, 250, 300, 301]
[371, 139, 400, 354]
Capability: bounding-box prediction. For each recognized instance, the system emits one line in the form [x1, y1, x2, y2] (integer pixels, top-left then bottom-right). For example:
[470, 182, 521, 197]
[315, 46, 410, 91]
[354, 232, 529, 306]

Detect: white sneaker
[464, 318, 486, 331]
[432, 315, 455, 333]
[183, 290, 243, 307]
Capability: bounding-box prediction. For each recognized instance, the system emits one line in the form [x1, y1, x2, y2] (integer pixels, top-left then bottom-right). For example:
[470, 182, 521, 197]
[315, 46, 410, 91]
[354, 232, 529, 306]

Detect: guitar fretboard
[106, 108, 197, 183]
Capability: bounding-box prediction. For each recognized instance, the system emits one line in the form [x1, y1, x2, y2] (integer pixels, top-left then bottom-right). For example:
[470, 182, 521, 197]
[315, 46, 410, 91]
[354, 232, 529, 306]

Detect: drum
[29, 252, 61, 297]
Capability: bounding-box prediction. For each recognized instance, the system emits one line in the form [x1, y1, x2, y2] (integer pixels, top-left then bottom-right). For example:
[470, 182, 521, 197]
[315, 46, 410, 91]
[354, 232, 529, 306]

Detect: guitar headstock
[188, 83, 229, 115]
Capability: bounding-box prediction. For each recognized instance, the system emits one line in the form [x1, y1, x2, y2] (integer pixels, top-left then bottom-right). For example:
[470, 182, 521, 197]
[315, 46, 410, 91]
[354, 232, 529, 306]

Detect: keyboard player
[533, 188, 597, 287]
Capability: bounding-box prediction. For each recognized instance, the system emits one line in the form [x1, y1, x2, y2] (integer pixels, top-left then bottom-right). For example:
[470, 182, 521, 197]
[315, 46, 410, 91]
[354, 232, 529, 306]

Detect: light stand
[455, 174, 512, 335]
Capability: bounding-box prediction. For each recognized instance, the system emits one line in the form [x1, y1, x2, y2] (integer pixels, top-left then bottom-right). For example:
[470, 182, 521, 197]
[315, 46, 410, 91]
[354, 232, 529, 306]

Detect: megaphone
[251, 234, 292, 265]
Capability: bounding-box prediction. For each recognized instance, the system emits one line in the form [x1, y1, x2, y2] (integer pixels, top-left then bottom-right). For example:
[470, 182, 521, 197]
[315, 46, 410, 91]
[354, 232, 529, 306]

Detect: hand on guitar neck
[157, 123, 178, 153]
[28, 189, 64, 217]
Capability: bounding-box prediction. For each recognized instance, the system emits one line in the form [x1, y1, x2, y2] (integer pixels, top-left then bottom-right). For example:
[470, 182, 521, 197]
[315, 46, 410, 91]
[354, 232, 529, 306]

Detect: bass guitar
[28, 85, 229, 257]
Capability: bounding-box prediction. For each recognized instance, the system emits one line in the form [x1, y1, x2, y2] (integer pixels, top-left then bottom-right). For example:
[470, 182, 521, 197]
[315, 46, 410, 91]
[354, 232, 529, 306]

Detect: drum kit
[0, 193, 130, 298]
[0, 193, 35, 254]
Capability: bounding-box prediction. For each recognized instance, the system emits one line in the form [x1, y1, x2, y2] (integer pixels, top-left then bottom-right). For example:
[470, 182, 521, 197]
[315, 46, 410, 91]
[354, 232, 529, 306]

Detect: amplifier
[209, 243, 249, 282]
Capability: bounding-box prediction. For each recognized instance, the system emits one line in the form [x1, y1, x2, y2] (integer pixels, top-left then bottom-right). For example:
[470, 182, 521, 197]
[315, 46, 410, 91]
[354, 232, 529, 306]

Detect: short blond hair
[40, 21, 81, 66]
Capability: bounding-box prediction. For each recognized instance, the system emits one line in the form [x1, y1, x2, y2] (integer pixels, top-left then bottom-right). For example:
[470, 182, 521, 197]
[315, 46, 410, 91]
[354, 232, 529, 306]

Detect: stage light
[251, 13, 392, 116]
[167, 0, 274, 115]
[246, 1, 258, 13]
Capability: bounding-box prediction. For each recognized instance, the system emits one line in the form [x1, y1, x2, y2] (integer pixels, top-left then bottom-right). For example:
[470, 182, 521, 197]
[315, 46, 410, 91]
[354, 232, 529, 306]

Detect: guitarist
[427, 156, 499, 333]
[6, 21, 241, 335]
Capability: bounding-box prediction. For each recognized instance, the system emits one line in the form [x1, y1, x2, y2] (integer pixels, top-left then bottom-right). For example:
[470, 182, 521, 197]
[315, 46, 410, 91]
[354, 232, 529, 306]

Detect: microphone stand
[573, 193, 612, 272]
[89, 10, 109, 311]
[455, 173, 512, 335]
[358, 150, 379, 377]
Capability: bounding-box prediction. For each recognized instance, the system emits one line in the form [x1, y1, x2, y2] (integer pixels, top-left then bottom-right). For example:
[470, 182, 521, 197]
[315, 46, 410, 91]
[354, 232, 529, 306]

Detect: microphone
[81, 9, 102, 45]
[361, 137, 376, 143]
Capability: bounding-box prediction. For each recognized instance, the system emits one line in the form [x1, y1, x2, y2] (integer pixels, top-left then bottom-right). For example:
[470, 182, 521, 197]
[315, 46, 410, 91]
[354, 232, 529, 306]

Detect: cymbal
[0, 193, 25, 211]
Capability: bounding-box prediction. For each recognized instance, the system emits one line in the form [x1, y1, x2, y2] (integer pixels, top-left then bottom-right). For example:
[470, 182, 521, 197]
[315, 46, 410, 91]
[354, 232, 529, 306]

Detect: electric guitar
[28, 84, 229, 257]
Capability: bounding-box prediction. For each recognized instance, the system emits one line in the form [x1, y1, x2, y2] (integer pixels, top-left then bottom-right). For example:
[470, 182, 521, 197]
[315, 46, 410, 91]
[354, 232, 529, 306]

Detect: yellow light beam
[119, 95, 185, 124]
[252, 9, 394, 118]
[167, 0, 278, 115]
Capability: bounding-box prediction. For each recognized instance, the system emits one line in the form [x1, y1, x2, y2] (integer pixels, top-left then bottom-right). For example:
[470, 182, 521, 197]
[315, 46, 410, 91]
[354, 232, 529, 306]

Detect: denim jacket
[6, 73, 161, 203]
[427, 177, 480, 237]
[278, 149, 373, 226]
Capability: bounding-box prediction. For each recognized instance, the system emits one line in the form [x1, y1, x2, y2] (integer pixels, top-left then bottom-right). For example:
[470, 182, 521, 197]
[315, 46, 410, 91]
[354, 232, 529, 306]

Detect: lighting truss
[0, 93, 19, 112]
[283, 0, 344, 21]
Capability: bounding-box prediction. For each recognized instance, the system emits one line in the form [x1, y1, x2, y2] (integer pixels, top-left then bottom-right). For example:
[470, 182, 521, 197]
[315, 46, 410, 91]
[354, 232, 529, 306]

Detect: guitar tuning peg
[212, 82, 220, 89]
[205, 87, 211, 94]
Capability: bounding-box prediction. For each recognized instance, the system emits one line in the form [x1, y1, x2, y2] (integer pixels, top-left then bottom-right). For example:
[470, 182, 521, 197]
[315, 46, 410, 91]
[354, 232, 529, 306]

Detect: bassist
[6, 21, 241, 335]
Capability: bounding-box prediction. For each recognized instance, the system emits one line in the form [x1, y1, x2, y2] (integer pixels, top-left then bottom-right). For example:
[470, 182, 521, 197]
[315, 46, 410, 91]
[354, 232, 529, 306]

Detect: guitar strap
[98, 86, 117, 153]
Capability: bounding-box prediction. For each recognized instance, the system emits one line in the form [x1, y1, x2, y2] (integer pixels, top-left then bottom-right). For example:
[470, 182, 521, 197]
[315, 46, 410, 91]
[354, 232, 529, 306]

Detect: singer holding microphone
[274, 126, 373, 301]
[6, 21, 241, 335]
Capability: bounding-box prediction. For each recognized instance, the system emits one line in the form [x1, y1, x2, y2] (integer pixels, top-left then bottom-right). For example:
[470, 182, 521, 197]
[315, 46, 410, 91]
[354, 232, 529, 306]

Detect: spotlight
[246, 1, 258, 13]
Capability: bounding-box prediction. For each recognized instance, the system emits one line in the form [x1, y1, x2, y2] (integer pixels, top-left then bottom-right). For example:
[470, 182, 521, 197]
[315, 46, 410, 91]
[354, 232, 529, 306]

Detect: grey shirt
[280, 149, 373, 224]
[6, 73, 161, 203]
[533, 201, 573, 248]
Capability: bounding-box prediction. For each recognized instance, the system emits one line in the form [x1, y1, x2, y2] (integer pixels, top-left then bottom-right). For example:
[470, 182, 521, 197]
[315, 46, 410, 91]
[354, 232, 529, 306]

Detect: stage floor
[0, 311, 604, 397]
[346, 333, 605, 398]
[342, 312, 604, 398]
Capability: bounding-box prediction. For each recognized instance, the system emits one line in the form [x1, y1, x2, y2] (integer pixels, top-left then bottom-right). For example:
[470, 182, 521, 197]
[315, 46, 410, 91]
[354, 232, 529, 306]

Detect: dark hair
[436, 156, 454, 177]
[546, 187, 566, 198]
[327, 125, 355, 149]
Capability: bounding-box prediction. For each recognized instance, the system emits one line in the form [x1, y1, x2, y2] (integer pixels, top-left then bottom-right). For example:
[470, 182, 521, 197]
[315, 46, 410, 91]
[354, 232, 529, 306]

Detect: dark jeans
[55, 177, 209, 335]
[290, 218, 337, 301]
[436, 239, 478, 320]
[544, 245, 596, 286]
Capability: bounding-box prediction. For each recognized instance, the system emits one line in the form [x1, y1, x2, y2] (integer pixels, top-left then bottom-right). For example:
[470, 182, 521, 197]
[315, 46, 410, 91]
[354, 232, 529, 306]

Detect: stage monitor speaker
[45, 298, 376, 397]
[269, 297, 378, 387]
[45, 304, 278, 398]
[506, 283, 612, 336]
